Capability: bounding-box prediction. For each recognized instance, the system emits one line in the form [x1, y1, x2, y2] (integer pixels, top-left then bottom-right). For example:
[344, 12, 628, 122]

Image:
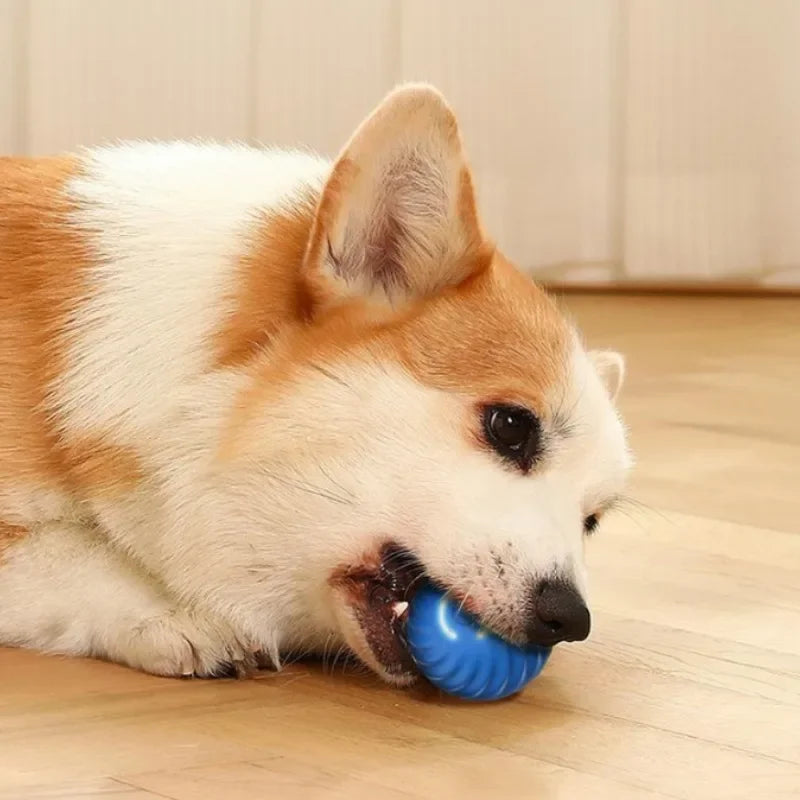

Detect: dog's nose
[526, 579, 591, 646]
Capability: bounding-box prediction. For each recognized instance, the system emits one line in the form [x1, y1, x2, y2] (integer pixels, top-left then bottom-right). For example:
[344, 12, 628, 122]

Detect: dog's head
[213, 86, 630, 683]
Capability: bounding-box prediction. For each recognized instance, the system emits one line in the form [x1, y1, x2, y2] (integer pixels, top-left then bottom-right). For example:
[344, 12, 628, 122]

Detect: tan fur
[396, 252, 570, 412]
[302, 156, 356, 310]
[215, 188, 318, 368]
[457, 167, 483, 242]
[0, 157, 142, 509]
[0, 520, 28, 558]
[220, 249, 568, 461]
[59, 438, 144, 494]
[0, 157, 83, 489]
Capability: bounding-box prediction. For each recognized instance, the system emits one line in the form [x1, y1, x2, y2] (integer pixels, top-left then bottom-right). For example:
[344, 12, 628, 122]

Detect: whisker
[403, 571, 428, 597]
[457, 581, 476, 615]
[340, 647, 357, 677]
[321, 632, 335, 674]
[381, 550, 423, 574]
[330, 643, 349, 675]
[307, 362, 358, 395]
[316, 462, 356, 501]
[259, 467, 353, 507]
[609, 505, 652, 533]
[614, 494, 673, 524]
[279, 645, 314, 669]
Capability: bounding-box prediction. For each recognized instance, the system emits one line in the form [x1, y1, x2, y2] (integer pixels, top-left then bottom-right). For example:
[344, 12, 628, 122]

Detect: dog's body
[0, 86, 630, 683]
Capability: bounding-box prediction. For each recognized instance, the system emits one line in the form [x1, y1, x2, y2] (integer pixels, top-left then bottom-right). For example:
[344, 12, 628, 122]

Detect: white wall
[2, 0, 799, 288]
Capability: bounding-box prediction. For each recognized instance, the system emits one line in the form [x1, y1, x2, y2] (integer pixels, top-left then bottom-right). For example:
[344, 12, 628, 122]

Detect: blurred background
[2, 0, 800, 291]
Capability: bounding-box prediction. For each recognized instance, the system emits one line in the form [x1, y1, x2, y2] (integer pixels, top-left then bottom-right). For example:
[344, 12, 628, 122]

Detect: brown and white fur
[0, 85, 630, 683]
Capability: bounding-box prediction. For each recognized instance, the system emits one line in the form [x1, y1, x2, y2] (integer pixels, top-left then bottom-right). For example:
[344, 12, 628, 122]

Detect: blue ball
[406, 584, 551, 701]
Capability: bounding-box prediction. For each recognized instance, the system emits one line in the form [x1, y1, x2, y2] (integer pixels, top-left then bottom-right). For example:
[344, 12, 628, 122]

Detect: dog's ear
[303, 84, 490, 308]
[590, 350, 626, 400]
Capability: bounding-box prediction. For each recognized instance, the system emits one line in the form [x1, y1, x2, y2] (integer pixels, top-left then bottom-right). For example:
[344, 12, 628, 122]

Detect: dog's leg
[0, 519, 255, 677]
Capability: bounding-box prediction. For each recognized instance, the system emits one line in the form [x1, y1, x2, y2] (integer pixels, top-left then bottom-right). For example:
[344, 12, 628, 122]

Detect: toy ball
[406, 584, 550, 701]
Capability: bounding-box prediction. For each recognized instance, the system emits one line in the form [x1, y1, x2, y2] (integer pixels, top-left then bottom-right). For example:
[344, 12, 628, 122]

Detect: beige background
[2, 0, 799, 288]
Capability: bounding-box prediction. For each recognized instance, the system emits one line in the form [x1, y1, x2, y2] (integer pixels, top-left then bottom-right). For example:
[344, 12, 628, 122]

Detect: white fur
[0, 519, 249, 676]
[57, 142, 327, 442]
[95, 346, 628, 669]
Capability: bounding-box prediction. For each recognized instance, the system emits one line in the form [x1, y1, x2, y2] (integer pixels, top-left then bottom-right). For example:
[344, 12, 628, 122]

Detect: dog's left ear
[303, 84, 489, 308]
[591, 350, 626, 400]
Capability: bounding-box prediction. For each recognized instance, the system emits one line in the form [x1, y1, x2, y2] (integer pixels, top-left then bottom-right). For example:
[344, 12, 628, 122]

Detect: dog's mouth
[330, 543, 426, 683]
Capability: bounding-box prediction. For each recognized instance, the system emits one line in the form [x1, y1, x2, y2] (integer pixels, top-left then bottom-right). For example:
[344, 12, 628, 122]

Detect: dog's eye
[483, 404, 541, 471]
[583, 514, 599, 534]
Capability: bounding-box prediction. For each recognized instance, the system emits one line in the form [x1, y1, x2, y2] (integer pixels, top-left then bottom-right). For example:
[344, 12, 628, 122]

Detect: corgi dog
[0, 85, 630, 684]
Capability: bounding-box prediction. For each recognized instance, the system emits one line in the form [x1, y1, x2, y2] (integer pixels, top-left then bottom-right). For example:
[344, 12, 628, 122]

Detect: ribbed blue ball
[406, 584, 551, 701]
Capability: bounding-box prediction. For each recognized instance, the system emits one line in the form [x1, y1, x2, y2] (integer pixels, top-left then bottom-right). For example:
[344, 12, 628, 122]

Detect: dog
[0, 85, 630, 685]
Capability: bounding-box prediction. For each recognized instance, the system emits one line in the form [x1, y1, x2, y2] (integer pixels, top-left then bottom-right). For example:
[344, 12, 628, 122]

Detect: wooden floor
[1, 295, 798, 800]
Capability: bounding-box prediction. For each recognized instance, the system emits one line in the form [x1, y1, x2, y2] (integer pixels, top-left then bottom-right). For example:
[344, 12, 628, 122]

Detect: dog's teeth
[392, 601, 409, 618]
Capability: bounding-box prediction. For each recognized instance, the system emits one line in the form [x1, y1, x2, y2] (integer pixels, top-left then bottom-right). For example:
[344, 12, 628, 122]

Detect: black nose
[526, 579, 591, 646]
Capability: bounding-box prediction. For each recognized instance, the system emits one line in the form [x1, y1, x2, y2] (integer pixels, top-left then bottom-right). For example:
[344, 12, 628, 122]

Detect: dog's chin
[331, 603, 418, 687]
[329, 543, 425, 686]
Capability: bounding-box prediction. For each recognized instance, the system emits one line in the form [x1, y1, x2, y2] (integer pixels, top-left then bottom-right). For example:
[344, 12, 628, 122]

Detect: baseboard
[540, 280, 800, 298]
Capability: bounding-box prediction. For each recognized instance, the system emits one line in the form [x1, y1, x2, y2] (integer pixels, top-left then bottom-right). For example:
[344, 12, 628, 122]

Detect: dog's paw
[115, 610, 256, 678]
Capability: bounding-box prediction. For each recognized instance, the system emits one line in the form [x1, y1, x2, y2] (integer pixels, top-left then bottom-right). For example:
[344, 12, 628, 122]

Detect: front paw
[117, 610, 256, 678]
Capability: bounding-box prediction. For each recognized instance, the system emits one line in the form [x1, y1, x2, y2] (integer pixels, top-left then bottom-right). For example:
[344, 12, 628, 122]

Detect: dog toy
[406, 584, 550, 701]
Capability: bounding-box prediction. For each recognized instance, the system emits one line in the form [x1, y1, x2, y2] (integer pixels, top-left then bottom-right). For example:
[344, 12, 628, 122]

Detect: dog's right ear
[590, 350, 626, 401]
[302, 84, 491, 311]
